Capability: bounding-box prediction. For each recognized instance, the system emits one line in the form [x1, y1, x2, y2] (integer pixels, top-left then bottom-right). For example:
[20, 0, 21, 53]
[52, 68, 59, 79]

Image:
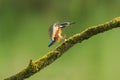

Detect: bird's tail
[48, 38, 56, 47]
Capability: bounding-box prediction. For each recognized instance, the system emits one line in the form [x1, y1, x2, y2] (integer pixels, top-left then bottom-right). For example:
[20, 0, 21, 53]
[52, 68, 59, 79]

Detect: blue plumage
[48, 38, 56, 47]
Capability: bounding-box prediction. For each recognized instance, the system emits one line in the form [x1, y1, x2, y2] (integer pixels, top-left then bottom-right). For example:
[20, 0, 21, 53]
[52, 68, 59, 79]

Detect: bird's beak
[70, 22, 76, 25]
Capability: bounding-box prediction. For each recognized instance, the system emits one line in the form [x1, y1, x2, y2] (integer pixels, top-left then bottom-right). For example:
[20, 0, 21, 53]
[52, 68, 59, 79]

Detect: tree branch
[5, 17, 120, 80]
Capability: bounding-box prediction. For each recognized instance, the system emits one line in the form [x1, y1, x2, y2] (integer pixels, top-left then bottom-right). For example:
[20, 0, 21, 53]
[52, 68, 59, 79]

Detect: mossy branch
[5, 17, 120, 80]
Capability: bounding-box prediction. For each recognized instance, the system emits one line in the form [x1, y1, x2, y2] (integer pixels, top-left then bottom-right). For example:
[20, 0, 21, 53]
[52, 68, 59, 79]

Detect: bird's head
[60, 22, 75, 28]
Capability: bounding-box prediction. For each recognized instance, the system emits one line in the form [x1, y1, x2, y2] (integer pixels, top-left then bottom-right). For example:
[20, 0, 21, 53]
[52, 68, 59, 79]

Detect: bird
[48, 21, 75, 47]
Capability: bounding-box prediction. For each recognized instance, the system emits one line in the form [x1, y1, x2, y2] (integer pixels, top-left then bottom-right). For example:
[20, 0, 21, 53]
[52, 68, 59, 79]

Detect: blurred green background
[0, 0, 120, 80]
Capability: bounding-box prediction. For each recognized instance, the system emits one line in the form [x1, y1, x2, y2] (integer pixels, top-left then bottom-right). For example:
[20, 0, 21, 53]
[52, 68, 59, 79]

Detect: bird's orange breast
[55, 27, 62, 42]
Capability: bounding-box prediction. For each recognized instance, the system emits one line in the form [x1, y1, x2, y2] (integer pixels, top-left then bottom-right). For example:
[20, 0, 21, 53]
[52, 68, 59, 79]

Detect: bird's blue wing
[48, 22, 59, 40]
[48, 25, 54, 39]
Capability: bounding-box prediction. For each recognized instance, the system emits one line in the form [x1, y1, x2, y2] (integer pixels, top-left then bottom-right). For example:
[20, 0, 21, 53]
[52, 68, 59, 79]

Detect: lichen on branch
[5, 17, 120, 80]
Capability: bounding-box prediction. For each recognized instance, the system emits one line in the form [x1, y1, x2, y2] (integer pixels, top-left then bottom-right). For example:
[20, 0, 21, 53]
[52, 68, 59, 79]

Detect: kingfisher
[48, 21, 75, 47]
